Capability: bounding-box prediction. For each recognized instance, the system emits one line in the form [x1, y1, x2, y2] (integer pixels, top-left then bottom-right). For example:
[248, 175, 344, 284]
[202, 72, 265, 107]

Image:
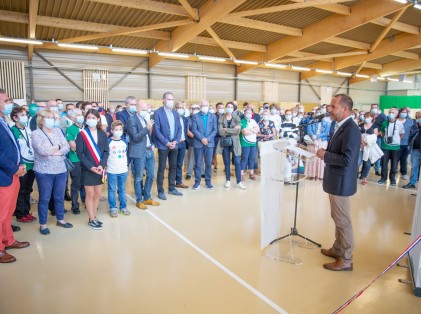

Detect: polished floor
[1, 164, 421, 314]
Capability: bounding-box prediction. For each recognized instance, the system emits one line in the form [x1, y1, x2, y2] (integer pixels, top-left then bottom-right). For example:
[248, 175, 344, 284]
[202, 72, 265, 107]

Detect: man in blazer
[126, 100, 160, 209]
[152, 92, 182, 200]
[116, 96, 137, 140]
[0, 89, 30, 263]
[175, 102, 189, 189]
[316, 94, 361, 271]
[191, 100, 218, 190]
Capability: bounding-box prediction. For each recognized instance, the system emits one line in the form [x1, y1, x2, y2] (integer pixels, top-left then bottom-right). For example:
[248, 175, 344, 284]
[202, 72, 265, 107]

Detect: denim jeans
[374, 137, 382, 172]
[241, 146, 257, 170]
[194, 146, 213, 184]
[222, 146, 241, 183]
[176, 141, 187, 184]
[398, 145, 410, 176]
[409, 149, 421, 185]
[361, 160, 372, 179]
[35, 171, 67, 225]
[133, 149, 155, 201]
[107, 172, 128, 210]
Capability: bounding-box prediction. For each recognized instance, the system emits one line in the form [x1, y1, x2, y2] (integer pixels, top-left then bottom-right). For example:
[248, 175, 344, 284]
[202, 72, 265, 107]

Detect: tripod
[270, 172, 321, 247]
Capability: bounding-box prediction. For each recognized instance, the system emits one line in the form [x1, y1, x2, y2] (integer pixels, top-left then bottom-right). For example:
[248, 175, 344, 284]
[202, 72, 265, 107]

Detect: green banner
[380, 95, 421, 110]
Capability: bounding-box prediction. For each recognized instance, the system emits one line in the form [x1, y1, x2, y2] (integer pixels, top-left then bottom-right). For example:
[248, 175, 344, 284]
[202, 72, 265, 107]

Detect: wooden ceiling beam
[206, 27, 236, 59]
[370, 7, 408, 52]
[27, 0, 39, 61]
[59, 19, 194, 43]
[278, 50, 368, 63]
[236, 0, 410, 73]
[227, 0, 350, 18]
[372, 17, 419, 35]
[87, 0, 197, 18]
[334, 32, 421, 70]
[191, 36, 267, 52]
[289, 0, 350, 15]
[323, 36, 371, 50]
[178, 0, 199, 21]
[149, 0, 247, 67]
[219, 16, 302, 36]
[393, 51, 420, 60]
[380, 58, 421, 76]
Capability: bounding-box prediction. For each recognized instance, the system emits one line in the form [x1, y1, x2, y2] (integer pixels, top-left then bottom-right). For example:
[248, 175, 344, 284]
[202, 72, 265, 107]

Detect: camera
[386, 136, 393, 144]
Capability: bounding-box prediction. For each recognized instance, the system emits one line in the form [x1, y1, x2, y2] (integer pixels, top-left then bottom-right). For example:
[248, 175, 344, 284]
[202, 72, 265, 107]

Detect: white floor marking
[127, 194, 288, 314]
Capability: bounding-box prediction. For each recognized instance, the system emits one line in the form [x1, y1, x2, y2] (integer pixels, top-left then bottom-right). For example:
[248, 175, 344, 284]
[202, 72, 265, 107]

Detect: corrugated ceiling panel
[339, 23, 400, 44]
[370, 55, 404, 64]
[178, 43, 229, 58]
[301, 42, 354, 55]
[386, 7, 421, 27]
[0, 0, 27, 12]
[0, 21, 27, 38]
[211, 23, 285, 45]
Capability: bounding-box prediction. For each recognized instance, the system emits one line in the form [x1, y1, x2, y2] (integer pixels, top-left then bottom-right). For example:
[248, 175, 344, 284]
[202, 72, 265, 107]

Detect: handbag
[220, 136, 233, 147]
[64, 156, 75, 171]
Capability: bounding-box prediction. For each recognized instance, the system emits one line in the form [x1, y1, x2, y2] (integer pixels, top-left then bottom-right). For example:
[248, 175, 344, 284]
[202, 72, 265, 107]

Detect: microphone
[312, 112, 328, 121]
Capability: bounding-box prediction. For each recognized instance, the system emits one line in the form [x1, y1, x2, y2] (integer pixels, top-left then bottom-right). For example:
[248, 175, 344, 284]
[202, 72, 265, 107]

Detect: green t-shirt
[240, 118, 257, 147]
[66, 124, 81, 162]
[11, 126, 34, 170]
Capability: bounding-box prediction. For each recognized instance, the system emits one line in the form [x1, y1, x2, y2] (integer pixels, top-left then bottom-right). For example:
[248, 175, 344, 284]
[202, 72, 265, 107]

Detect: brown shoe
[5, 241, 30, 250]
[0, 250, 16, 263]
[321, 248, 340, 259]
[136, 202, 147, 210]
[143, 199, 160, 206]
[323, 257, 353, 271]
[175, 183, 189, 189]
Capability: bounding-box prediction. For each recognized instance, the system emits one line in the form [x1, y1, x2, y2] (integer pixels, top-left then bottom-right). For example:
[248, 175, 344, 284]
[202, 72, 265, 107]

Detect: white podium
[409, 184, 421, 296]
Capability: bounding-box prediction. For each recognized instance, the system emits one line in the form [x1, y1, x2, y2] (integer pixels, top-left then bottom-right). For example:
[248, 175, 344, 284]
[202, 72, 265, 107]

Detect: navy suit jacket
[0, 121, 20, 187]
[105, 113, 113, 135]
[152, 107, 182, 150]
[116, 109, 131, 138]
[126, 114, 150, 158]
[323, 118, 361, 197]
[191, 112, 218, 149]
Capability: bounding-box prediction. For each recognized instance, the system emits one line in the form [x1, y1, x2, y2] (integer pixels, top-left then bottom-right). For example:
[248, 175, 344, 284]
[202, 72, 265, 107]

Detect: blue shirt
[165, 107, 175, 140]
[201, 112, 209, 136]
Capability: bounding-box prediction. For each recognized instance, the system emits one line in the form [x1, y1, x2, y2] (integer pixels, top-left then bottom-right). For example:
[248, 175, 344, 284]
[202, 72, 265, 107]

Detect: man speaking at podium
[316, 94, 360, 271]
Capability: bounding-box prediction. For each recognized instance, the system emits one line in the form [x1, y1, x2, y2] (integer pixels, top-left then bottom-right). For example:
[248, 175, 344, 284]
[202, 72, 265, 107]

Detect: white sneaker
[237, 182, 247, 190]
[224, 181, 231, 188]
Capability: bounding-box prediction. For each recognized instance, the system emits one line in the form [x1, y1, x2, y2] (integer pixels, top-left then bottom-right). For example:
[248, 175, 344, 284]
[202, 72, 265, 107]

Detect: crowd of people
[1, 87, 420, 263]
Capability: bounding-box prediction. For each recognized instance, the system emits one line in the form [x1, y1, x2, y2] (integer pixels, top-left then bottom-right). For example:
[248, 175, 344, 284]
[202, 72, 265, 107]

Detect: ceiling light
[57, 43, 98, 50]
[264, 62, 287, 69]
[394, 0, 408, 3]
[387, 77, 399, 81]
[355, 74, 369, 78]
[198, 55, 226, 62]
[316, 69, 333, 74]
[336, 71, 352, 77]
[291, 65, 311, 71]
[377, 77, 386, 81]
[158, 52, 189, 58]
[0, 37, 43, 45]
[414, 1, 421, 9]
[234, 59, 259, 65]
[111, 47, 148, 54]
[403, 80, 413, 83]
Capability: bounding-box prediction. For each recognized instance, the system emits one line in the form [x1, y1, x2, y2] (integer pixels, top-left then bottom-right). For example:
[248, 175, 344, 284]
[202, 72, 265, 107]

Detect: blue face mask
[128, 106, 136, 114]
[44, 118, 55, 129]
[76, 116, 84, 124]
[98, 107, 104, 113]
[58, 103, 64, 110]
[54, 119, 60, 128]
[399, 113, 408, 119]
[19, 116, 28, 125]
[418, 118, 421, 124]
[1, 104, 13, 115]
[388, 113, 396, 120]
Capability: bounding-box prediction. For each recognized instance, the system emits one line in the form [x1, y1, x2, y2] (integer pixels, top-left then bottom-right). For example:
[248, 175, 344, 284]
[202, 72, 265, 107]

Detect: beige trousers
[328, 194, 354, 262]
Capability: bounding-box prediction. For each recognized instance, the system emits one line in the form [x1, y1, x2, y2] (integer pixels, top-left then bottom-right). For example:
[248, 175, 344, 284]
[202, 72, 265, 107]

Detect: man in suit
[0, 88, 30, 263]
[116, 96, 137, 141]
[153, 92, 183, 200]
[191, 100, 218, 190]
[316, 94, 360, 271]
[175, 101, 189, 189]
[127, 99, 160, 209]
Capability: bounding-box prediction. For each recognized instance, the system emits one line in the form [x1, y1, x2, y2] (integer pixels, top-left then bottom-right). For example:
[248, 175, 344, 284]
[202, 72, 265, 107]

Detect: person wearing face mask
[152, 92, 183, 200]
[105, 105, 116, 137]
[66, 109, 85, 215]
[59, 103, 75, 133]
[116, 96, 137, 141]
[75, 109, 109, 230]
[174, 102, 189, 189]
[269, 104, 282, 133]
[56, 99, 64, 113]
[403, 112, 421, 189]
[370, 104, 387, 176]
[397, 107, 417, 180]
[279, 109, 298, 139]
[10, 107, 37, 224]
[378, 108, 405, 186]
[212, 102, 225, 173]
[185, 104, 199, 181]
[106, 120, 130, 217]
[257, 110, 277, 142]
[359, 113, 381, 185]
[0, 89, 30, 263]
[191, 100, 218, 190]
[31, 109, 73, 235]
[248, 103, 261, 124]
[240, 108, 259, 181]
[47, 99, 59, 114]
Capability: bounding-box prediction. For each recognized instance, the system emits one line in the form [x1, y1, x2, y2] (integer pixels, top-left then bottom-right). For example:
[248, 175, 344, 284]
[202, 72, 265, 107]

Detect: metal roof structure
[0, 0, 420, 83]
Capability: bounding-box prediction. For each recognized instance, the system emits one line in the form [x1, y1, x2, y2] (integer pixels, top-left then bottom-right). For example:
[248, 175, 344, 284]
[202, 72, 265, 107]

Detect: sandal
[249, 174, 256, 180]
[120, 209, 131, 216]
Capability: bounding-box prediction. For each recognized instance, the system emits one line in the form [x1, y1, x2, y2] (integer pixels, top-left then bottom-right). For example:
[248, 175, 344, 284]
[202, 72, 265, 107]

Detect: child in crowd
[107, 121, 129, 217]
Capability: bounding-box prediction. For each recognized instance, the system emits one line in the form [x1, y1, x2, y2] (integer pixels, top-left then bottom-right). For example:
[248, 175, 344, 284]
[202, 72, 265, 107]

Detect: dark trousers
[222, 146, 241, 183]
[194, 146, 213, 184]
[398, 145, 410, 176]
[381, 149, 399, 183]
[176, 141, 187, 184]
[14, 169, 35, 219]
[69, 161, 82, 211]
[157, 148, 178, 193]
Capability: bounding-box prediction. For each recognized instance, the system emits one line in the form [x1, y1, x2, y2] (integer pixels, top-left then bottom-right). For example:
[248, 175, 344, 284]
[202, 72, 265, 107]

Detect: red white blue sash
[80, 129, 102, 165]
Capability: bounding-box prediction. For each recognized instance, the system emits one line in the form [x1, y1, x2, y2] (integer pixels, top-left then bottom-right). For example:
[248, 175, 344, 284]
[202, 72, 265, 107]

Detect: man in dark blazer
[116, 96, 137, 140]
[191, 100, 218, 190]
[175, 102, 189, 189]
[0, 88, 30, 263]
[126, 100, 160, 210]
[316, 94, 361, 272]
[152, 92, 182, 200]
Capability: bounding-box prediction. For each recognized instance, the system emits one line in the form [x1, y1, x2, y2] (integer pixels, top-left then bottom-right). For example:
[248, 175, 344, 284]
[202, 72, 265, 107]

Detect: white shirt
[136, 115, 151, 147]
[384, 120, 404, 145]
[269, 115, 282, 131]
[107, 139, 128, 174]
[180, 117, 185, 141]
[100, 115, 107, 127]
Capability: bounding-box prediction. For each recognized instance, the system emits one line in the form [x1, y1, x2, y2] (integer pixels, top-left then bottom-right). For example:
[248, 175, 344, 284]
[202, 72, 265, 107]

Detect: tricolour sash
[80, 129, 102, 165]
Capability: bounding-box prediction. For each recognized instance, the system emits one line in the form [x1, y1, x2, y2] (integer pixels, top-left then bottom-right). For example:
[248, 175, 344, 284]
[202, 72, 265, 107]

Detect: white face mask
[109, 108, 115, 114]
[298, 108, 304, 113]
[226, 108, 233, 114]
[285, 114, 292, 120]
[245, 113, 252, 120]
[166, 100, 174, 109]
[113, 130, 123, 138]
[218, 108, 224, 115]
[50, 106, 58, 112]
[201, 106, 209, 114]
[86, 118, 98, 128]
[177, 108, 185, 116]
[139, 111, 148, 119]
